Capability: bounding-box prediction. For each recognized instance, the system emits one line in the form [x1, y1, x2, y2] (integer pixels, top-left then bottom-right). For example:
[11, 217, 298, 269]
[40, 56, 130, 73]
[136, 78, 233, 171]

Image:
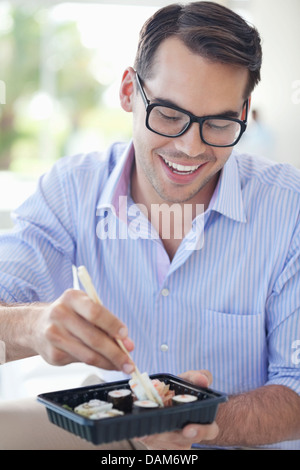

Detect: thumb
[179, 369, 213, 388]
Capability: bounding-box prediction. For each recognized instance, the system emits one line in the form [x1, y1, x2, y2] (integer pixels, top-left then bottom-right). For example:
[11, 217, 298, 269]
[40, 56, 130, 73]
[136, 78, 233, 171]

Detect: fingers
[61, 289, 129, 341]
[182, 422, 219, 442]
[138, 422, 219, 450]
[179, 369, 213, 388]
[42, 289, 135, 372]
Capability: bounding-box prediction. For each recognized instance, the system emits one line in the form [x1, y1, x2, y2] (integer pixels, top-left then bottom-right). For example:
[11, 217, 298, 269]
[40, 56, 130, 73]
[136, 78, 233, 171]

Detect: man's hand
[135, 370, 219, 450]
[31, 289, 135, 373]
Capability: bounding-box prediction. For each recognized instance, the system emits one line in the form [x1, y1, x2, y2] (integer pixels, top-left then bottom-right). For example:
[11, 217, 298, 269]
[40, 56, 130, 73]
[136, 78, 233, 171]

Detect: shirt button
[160, 344, 169, 352]
[161, 288, 170, 297]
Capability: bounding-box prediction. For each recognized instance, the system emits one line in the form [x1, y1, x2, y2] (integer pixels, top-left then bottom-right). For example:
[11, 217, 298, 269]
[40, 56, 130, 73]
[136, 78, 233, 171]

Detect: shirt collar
[207, 151, 247, 223]
[97, 143, 247, 223]
[97, 141, 134, 217]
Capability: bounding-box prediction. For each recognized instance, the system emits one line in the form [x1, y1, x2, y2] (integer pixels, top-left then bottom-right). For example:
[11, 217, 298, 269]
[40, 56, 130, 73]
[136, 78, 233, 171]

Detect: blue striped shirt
[0, 141, 299, 449]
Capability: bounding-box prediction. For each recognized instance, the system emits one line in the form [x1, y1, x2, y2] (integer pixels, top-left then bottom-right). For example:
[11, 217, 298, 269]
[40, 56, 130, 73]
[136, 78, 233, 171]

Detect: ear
[119, 67, 136, 112]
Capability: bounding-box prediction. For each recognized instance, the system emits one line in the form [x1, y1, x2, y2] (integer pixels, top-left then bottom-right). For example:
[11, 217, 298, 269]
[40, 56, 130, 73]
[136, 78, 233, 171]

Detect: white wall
[244, 0, 300, 167]
[130, 0, 300, 167]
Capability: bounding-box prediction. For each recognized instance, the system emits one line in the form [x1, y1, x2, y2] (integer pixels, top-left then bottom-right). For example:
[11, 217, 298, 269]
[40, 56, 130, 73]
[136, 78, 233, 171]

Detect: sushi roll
[89, 408, 124, 420]
[74, 399, 113, 417]
[172, 394, 198, 406]
[133, 400, 159, 413]
[129, 372, 164, 407]
[107, 388, 133, 412]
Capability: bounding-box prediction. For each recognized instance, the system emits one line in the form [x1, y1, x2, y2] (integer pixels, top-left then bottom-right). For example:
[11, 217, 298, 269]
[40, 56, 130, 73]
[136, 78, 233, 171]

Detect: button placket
[159, 287, 170, 353]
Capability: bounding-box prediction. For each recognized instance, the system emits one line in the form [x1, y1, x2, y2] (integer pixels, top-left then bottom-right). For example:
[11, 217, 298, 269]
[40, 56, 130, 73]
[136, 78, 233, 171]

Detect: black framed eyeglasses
[135, 72, 248, 148]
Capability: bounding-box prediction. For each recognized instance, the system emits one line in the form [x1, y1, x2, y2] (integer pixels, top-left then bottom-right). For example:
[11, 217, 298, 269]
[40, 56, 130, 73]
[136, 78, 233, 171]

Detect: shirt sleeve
[266, 213, 300, 395]
[0, 159, 77, 303]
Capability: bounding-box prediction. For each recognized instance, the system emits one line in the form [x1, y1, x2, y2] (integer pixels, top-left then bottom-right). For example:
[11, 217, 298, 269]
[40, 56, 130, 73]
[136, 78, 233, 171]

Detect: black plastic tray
[37, 373, 227, 445]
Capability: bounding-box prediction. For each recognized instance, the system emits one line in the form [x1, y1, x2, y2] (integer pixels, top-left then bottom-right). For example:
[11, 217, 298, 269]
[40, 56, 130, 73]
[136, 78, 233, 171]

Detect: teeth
[163, 157, 200, 173]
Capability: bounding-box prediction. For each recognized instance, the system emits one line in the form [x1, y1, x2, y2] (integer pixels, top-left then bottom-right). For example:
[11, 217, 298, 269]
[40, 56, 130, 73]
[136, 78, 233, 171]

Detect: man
[0, 2, 299, 450]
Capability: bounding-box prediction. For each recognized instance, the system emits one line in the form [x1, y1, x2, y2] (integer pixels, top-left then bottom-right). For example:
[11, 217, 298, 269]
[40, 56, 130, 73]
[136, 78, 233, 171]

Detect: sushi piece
[129, 372, 164, 407]
[74, 399, 113, 417]
[129, 375, 148, 402]
[107, 388, 133, 412]
[172, 394, 198, 406]
[133, 400, 159, 413]
[89, 408, 125, 420]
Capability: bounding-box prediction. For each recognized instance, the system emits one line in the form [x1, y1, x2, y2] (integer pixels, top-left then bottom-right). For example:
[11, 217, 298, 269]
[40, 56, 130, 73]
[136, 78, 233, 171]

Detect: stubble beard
[141, 149, 218, 205]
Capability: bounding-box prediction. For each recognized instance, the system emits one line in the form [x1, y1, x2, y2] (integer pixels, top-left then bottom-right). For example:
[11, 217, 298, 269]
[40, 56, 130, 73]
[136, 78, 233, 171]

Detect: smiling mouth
[161, 156, 202, 175]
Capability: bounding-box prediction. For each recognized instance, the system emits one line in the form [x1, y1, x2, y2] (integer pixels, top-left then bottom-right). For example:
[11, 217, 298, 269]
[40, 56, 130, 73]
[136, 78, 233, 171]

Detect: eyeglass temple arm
[135, 72, 150, 107]
[243, 98, 250, 125]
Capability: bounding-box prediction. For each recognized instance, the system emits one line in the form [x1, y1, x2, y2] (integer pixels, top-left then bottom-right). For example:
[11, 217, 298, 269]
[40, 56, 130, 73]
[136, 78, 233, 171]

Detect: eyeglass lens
[148, 105, 242, 146]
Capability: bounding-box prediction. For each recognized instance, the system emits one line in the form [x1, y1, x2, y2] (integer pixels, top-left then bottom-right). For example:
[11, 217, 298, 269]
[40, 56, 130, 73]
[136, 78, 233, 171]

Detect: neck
[131, 164, 219, 260]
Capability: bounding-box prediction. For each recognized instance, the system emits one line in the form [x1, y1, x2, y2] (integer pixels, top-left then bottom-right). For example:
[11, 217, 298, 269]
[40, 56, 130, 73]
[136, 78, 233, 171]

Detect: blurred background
[0, 0, 299, 400]
[0, 0, 300, 231]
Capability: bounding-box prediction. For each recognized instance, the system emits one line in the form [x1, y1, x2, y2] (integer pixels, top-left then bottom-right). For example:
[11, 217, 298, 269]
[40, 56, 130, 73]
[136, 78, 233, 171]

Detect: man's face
[121, 37, 249, 207]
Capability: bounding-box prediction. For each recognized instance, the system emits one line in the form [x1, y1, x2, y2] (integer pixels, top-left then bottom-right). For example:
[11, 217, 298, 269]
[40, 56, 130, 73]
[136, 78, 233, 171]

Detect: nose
[174, 122, 207, 158]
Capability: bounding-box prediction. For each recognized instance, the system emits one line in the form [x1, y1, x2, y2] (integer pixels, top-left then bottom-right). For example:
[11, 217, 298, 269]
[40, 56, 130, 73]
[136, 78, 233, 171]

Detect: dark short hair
[134, 1, 262, 98]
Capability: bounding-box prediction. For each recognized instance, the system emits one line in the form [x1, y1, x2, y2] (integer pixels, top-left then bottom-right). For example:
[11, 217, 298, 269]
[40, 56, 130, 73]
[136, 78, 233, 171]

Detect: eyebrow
[154, 96, 241, 119]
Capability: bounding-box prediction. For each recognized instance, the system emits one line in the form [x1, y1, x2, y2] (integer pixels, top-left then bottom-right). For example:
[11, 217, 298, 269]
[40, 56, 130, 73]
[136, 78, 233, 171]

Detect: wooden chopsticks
[76, 265, 156, 402]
